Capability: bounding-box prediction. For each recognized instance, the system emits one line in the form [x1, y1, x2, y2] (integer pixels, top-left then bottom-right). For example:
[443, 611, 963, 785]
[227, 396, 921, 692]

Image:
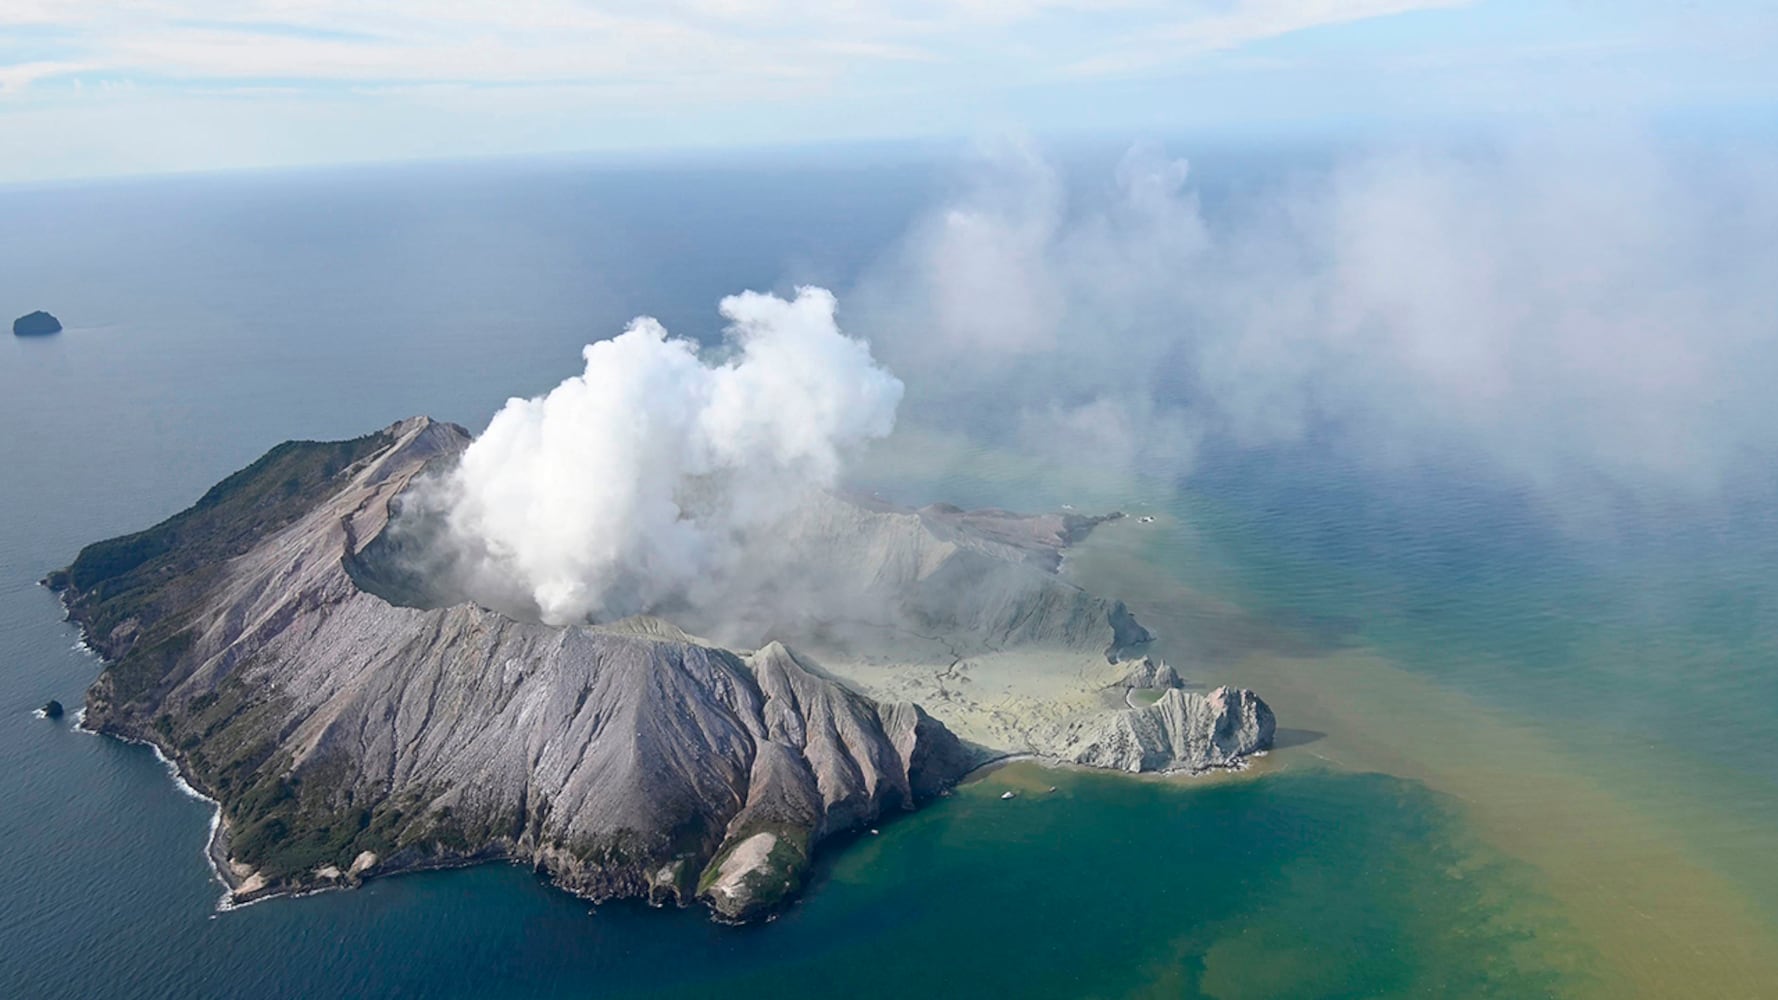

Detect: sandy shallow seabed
[1063, 522, 1778, 1000]
[818, 645, 1131, 753]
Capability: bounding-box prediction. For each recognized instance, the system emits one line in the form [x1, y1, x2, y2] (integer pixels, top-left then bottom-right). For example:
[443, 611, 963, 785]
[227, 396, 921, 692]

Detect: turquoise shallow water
[3, 156, 1776, 997]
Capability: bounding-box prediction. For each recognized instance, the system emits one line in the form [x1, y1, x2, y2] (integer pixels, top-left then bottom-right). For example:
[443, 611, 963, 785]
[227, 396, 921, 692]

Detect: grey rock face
[1115, 657, 1182, 690]
[1051, 686, 1275, 773]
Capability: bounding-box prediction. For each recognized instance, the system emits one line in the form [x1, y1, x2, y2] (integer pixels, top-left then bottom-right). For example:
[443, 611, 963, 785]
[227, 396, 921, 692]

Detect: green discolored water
[654, 763, 1587, 1000]
[862, 426, 1778, 996]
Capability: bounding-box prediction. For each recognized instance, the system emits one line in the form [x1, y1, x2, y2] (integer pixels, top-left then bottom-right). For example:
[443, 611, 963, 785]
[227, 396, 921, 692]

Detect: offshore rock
[13, 310, 61, 336]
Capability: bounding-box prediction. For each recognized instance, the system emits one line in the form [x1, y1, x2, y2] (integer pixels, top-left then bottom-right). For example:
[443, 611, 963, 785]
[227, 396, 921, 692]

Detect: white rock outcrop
[1051, 686, 1275, 773]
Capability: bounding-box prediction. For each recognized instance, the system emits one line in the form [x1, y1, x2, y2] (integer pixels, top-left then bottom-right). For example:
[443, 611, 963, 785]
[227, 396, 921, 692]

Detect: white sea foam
[144, 739, 216, 805]
[135, 736, 240, 911]
[65, 636, 255, 911]
[83, 718, 239, 909]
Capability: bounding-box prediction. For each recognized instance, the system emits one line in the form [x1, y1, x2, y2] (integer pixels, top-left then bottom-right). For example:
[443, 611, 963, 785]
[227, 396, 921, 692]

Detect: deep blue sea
[2, 150, 1775, 998]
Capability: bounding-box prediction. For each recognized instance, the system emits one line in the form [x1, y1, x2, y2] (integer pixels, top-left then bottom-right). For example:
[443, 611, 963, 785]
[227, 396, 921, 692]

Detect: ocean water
[3, 153, 1775, 999]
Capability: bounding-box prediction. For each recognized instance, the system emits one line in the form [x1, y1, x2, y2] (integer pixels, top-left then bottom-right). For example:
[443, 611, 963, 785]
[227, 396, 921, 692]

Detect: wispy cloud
[4, 3, 786, 90]
[1067, 0, 1474, 76]
[2, 1, 1771, 182]
[0, 60, 98, 92]
[1, 0, 1463, 94]
[851, 130, 1778, 511]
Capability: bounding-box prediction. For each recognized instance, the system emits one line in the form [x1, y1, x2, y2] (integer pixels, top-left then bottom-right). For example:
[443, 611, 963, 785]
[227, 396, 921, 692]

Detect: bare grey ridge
[50, 416, 1272, 921]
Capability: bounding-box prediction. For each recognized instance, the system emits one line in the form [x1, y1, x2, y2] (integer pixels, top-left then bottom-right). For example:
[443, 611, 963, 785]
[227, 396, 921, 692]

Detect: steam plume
[436, 286, 902, 625]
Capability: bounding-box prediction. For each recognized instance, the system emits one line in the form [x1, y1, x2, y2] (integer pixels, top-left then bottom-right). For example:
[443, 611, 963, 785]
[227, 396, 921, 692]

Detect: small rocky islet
[13, 311, 62, 336]
[47, 417, 1274, 922]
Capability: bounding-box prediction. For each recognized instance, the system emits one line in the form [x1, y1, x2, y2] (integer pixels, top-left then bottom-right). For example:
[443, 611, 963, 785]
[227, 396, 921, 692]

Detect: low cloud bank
[853, 132, 1778, 506]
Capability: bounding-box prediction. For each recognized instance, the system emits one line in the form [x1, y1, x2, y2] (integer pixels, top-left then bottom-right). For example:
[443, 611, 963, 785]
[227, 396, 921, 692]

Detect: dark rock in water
[13, 311, 62, 336]
[41, 700, 64, 719]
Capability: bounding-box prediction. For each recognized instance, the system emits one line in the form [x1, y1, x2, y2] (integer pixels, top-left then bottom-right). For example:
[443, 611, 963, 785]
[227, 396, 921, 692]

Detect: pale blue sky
[2, 1, 1773, 183]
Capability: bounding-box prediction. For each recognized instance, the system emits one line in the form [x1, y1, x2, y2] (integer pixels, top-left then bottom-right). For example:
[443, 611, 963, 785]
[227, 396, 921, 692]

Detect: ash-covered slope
[657, 489, 1154, 660]
[54, 418, 969, 921]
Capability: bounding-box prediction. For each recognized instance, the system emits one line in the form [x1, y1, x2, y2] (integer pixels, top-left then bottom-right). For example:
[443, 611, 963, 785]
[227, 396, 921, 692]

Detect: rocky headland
[50, 416, 1273, 921]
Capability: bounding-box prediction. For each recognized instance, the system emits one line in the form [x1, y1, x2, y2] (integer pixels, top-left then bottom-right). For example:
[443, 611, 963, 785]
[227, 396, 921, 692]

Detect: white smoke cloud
[852, 131, 1778, 508]
[401, 131, 1775, 631]
[434, 285, 903, 625]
